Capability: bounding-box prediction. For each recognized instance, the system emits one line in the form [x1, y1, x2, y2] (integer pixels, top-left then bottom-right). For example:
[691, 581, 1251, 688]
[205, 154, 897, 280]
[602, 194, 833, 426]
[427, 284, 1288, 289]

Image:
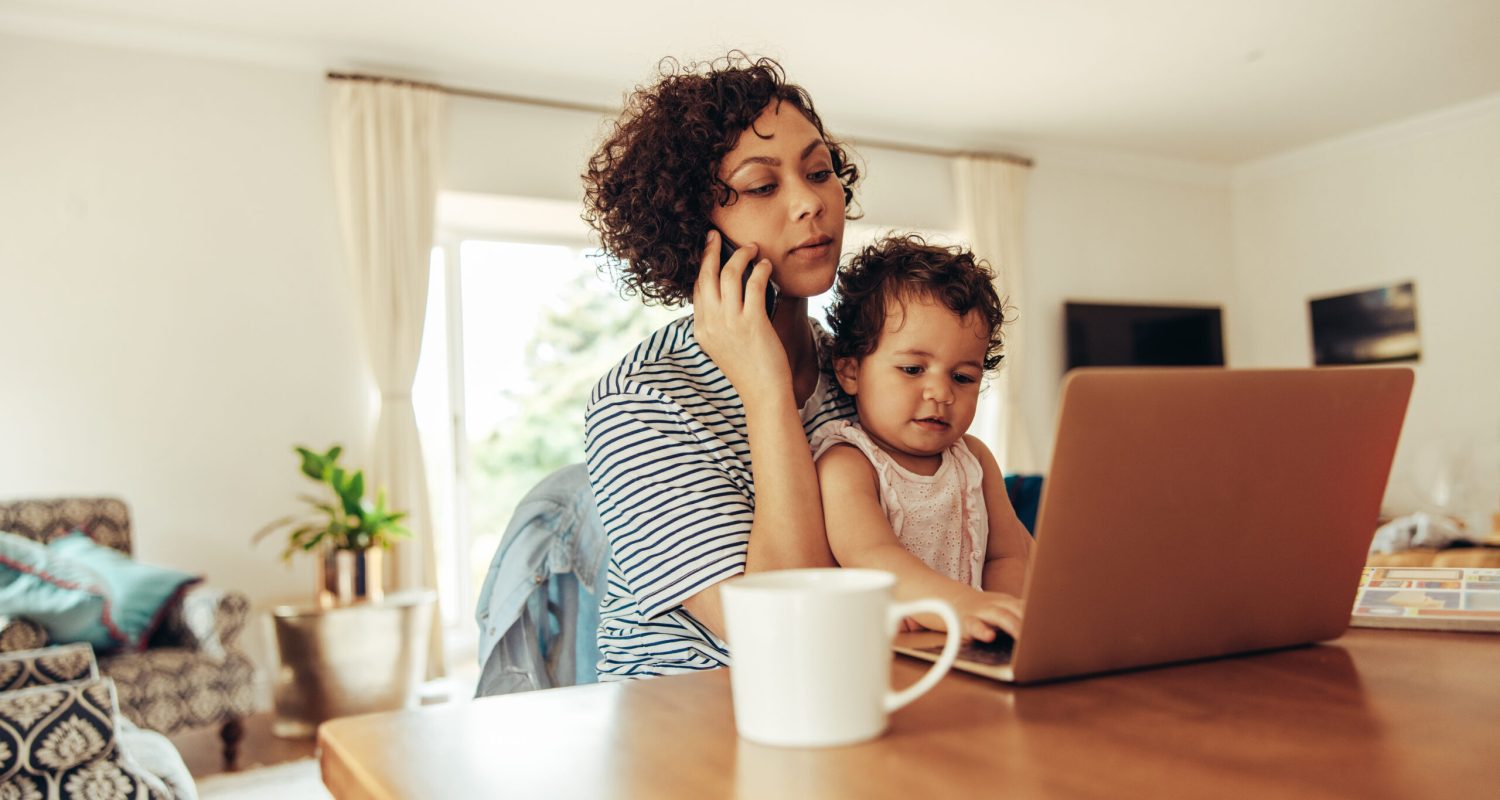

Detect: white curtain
[953, 155, 1037, 473]
[329, 79, 446, 677]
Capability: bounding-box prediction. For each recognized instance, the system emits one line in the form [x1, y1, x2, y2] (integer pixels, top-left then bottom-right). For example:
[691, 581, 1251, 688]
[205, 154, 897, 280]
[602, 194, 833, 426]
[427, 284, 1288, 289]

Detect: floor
[172, 664, 480, 781]
[170, 713, 315, 779]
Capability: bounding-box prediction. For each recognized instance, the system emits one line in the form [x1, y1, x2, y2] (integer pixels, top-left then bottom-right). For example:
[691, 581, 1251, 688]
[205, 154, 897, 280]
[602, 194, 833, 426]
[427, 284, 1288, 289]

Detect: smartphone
[717, 231, 779, 318]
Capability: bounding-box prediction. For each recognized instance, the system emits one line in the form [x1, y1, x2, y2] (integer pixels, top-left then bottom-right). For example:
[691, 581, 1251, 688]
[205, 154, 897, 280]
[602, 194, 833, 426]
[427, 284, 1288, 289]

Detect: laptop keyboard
[921, 634, 1015, 666]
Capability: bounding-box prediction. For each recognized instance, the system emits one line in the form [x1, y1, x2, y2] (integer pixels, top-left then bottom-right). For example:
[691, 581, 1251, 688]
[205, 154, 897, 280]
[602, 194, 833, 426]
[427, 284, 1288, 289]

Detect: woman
[582, 54, 860, 678]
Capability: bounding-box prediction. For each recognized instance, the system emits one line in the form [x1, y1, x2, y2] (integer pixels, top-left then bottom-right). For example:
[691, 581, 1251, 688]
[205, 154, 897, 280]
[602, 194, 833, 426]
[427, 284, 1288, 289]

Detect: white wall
[441, 94, 969, 231]
[0, 33, 371, 686]
[1232, 96, 1500, 519]
[1023, 149, 1235, 466]
[445, 97, 601, 203]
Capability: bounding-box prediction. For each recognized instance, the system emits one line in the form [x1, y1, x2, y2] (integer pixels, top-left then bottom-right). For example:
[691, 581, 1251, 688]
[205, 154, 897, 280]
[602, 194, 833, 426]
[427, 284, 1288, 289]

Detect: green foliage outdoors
[465, 268, 678, 543]
[254, 444, 411, 561]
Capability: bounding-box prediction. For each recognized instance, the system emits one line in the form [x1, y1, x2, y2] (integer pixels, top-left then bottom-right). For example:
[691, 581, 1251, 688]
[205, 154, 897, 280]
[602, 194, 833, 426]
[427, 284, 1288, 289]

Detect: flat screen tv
[1308, 281, 1419, 366]
[1065, 302, 1225, 370]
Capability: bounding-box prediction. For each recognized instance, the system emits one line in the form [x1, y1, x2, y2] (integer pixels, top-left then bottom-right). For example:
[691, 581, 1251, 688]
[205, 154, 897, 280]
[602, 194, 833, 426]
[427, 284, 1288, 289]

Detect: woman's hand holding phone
[719, 233, 779, 318]
[693, 229, 790, 405]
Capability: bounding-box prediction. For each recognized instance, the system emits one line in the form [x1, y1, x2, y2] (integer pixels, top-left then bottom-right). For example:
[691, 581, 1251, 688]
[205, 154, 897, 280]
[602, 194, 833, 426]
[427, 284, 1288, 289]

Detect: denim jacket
[474, 463, 609, 696]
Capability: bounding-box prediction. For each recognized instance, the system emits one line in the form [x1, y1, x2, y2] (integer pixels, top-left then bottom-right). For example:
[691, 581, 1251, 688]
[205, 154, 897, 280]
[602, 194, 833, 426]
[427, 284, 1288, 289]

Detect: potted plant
[255, 444, 410, 606]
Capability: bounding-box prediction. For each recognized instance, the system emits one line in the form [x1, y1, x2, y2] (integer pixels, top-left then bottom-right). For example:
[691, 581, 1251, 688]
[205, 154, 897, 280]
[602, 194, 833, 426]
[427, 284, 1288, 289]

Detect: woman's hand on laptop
[953, 591, 1023, 642]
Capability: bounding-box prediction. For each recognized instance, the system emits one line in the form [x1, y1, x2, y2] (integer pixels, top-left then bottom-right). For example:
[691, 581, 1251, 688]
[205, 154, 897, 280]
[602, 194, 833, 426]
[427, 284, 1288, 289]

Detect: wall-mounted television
[1065, 302, 1225, 370]
[1308, 281, 1419, 366]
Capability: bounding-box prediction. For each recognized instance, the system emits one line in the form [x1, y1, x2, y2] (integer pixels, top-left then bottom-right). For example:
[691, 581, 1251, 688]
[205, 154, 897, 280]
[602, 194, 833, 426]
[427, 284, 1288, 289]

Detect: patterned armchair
[0, 498, 257, 766]
[0, 643, 196, 799]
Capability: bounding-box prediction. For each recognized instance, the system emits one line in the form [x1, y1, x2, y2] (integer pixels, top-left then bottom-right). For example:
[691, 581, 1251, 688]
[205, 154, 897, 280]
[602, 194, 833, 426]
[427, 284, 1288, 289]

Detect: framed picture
[1308, 281, 1420, 366]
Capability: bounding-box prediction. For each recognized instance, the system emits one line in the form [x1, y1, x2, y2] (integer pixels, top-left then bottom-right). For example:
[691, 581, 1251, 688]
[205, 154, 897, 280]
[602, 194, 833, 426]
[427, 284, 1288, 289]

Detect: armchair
[0, 498, 256, 766]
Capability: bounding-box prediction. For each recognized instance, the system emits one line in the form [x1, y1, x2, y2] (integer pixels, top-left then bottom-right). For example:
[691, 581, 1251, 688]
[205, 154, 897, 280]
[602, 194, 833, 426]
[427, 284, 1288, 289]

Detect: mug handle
[883, 598, 961, 713]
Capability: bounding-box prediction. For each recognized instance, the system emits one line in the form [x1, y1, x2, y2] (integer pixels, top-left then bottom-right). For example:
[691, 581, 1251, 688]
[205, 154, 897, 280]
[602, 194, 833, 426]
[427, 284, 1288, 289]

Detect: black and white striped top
[584, 315, 857, 680]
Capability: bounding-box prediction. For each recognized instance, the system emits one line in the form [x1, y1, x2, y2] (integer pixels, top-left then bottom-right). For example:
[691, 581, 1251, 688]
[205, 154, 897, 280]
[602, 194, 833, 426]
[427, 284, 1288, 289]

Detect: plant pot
[318, 547, 384, 607]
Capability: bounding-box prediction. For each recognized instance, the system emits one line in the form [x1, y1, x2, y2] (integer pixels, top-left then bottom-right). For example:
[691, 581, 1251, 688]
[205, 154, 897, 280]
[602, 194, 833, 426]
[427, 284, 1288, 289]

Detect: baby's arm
[817, 443, 1020, 640]
[964, 435, 1033, 598]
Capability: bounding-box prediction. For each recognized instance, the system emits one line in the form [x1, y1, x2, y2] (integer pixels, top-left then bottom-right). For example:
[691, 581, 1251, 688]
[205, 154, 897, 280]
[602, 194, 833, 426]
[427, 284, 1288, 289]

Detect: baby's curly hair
[827, 234, 1009, 371]
[582, 53, 860, 306]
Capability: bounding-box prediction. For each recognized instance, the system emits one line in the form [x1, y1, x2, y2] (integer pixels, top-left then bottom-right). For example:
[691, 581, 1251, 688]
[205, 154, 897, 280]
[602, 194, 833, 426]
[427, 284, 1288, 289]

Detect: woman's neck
[772, 296, 819, 406]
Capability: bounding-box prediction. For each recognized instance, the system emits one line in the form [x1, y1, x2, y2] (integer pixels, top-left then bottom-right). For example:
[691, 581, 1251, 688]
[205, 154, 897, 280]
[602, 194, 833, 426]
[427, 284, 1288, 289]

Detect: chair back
[1004, 475, 1044, 536]
[475, 464, 607, 696]
[0, 497, 133, 554]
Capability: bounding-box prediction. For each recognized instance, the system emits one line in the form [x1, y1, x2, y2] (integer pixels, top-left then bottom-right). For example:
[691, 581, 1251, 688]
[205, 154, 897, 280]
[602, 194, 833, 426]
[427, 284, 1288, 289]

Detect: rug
[196, 759, 332, 800]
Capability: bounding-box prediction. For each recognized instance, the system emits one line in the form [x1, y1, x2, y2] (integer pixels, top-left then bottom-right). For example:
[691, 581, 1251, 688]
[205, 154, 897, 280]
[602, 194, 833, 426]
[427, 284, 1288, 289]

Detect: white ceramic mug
[720, 568, 961, 747]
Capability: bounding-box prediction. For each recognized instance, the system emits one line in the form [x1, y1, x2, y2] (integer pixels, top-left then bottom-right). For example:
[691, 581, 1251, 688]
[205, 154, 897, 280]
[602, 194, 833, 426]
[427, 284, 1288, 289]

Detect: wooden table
[1365, 546, 1500, 568]
[318, 629, 1499, 799]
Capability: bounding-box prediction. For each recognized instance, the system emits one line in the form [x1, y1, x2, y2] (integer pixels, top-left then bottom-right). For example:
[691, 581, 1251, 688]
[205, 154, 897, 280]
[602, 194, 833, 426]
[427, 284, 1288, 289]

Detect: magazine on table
[1351, 566, 1500, 633]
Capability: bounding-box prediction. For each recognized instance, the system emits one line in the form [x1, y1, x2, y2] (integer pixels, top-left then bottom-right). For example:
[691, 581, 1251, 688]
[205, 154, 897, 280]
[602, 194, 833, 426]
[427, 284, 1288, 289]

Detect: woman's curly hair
[827, 234, 1010, 372]
[582, 53, 860, 306]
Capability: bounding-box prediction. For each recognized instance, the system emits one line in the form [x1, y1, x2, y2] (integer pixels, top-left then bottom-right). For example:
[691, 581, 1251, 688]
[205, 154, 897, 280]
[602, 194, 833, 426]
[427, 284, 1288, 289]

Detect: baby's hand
[952, 591, 1023, 642]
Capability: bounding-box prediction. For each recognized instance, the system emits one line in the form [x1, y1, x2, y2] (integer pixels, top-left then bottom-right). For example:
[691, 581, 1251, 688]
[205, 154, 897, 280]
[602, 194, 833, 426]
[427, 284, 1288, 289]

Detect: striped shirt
[584, 315, 857, 680]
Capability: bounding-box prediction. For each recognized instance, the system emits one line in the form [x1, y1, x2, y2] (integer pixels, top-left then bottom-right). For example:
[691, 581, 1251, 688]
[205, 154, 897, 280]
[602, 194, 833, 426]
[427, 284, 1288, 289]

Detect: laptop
[894, 367, 1414, 684]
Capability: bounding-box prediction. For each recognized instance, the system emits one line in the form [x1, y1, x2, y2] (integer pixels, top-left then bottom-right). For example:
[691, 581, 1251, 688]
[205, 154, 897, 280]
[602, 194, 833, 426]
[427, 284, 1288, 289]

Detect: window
[413, 194, 676, 655]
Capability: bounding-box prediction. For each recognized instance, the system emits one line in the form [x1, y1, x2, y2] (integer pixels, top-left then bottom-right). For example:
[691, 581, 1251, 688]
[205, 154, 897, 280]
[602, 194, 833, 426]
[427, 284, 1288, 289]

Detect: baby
[815, 235, 1032, 641]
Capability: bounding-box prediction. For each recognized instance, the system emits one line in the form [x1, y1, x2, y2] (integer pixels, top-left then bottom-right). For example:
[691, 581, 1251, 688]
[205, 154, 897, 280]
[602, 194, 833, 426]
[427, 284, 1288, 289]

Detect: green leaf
[251, 514, 302, 545]
[297, 446, 325, 481]
[337, 477, 363, 513]
[348, 471, 365, 509]
[286, 526, 330, 560]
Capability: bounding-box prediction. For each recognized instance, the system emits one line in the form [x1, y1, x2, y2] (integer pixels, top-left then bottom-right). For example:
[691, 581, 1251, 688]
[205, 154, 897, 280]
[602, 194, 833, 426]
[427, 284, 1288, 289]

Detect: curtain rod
[326, 71, 1034, 168]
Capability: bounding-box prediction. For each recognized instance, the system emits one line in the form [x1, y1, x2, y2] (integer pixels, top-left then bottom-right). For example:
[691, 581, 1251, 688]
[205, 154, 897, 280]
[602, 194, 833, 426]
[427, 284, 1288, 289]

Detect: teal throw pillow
[48, 532, 201, 652]
[0, 531, 119, 650]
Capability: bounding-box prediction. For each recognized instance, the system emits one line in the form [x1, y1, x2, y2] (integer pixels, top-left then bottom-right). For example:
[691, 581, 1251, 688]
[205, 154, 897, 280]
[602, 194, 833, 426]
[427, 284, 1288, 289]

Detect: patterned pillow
[0, 615, 49, 653]
[0, 677, 168, 798]
[0, 643, 98, 692]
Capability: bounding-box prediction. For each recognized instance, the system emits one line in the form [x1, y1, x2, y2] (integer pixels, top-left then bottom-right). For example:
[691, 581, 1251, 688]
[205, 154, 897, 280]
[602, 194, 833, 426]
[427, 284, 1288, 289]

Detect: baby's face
[835, 294, 989, 473]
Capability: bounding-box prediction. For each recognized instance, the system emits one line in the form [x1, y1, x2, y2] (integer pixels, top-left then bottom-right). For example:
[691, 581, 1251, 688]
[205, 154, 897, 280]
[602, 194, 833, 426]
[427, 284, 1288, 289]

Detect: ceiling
[6, 0, 1500, 163]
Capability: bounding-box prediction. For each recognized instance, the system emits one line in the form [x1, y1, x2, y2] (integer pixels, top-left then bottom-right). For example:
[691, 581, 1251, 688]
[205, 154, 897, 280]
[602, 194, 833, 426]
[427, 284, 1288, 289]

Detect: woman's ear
[834, 357, 859, 396]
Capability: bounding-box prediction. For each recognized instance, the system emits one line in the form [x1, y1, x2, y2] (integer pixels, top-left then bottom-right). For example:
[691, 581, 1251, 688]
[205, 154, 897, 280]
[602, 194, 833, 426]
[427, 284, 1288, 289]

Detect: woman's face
[708, 102, 846, 300]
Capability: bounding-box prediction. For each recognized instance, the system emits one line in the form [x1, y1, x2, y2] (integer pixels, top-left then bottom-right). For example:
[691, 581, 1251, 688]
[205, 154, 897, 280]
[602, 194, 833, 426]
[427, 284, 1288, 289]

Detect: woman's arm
[818, 444, 1020, 640]
[680, 234, 834, 636]
[965, 435, 1033, 598]
[678, 390, 832, 637]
